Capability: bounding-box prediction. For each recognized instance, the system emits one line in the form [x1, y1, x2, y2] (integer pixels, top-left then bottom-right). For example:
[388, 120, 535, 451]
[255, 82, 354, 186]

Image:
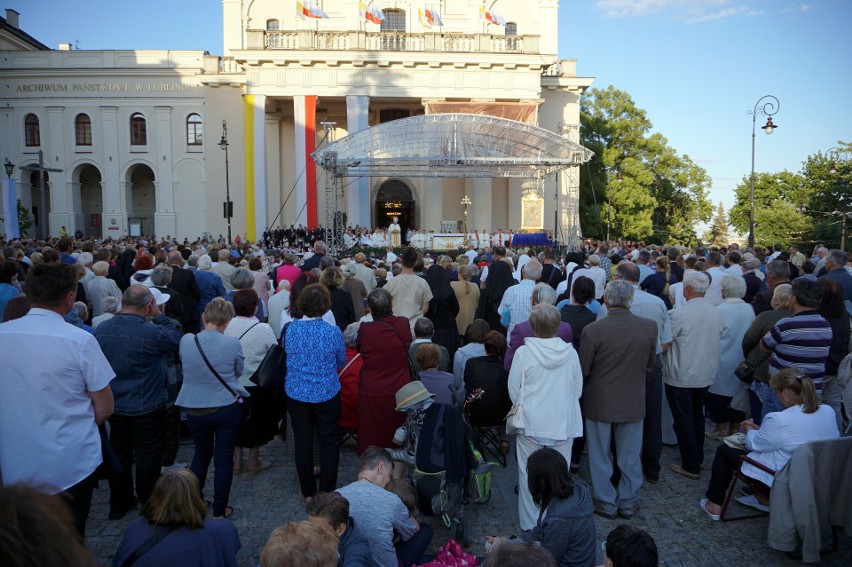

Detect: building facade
[0, 1, 593, 242]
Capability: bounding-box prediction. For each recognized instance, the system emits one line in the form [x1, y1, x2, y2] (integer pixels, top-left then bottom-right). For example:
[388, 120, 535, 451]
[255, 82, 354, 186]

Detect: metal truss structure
[312, 113, 594, 252]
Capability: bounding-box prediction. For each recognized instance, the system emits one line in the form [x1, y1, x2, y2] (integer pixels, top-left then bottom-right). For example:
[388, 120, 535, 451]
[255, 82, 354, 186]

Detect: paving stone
[87, 432, 851, 566]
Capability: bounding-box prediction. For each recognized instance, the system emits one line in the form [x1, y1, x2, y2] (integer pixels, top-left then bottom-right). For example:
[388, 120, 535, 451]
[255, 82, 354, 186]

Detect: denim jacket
[94, 312, 182, 416]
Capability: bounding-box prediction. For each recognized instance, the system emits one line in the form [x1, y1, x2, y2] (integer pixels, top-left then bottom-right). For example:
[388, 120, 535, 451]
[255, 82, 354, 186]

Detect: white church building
[0, 1, 593, 242]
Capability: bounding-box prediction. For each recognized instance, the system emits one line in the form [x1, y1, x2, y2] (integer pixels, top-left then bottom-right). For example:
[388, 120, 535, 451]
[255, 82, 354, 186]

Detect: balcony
[251, 29, 539, 54]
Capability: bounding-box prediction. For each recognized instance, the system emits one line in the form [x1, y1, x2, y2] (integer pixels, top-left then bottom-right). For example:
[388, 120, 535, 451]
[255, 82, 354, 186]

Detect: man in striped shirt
[758, 278, 831, 421]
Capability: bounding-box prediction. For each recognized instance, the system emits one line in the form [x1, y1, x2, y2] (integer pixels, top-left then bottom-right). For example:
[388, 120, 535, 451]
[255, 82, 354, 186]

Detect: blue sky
[7, 0, 852, 233]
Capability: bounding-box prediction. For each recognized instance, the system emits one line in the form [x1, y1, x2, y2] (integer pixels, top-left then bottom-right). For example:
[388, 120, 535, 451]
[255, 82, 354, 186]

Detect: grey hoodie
[521, 478, 597, 567]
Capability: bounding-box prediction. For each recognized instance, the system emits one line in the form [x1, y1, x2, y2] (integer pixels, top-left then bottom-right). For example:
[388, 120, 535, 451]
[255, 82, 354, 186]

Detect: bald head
[121, 285, 154, 313]
[615, 262, 640, 284]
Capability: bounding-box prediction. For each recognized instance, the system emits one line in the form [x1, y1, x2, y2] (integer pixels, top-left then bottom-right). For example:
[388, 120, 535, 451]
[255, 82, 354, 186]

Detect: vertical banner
[2, 178, 20, 239]
[243, 95, 256, 240]
[253, 94, 267, 242]
[304, 95, 317, 228]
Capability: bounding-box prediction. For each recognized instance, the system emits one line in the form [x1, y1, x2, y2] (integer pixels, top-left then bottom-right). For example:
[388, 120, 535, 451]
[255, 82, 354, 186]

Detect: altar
[430, 233, 466, 251]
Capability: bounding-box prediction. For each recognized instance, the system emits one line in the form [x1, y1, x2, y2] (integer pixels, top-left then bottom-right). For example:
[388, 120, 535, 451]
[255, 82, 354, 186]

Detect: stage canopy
[311, 113, 593, 179]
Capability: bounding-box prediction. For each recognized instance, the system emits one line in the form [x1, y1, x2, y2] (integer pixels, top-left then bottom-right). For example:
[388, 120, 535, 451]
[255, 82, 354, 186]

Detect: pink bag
[417, 538, 479, 567]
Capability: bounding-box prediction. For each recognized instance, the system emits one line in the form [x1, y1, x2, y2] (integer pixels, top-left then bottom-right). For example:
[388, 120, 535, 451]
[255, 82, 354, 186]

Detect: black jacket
[168, 265, 201, 324]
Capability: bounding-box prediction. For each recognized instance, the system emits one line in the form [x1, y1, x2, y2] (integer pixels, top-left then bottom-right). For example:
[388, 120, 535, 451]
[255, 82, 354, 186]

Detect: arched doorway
[29, 171, 50, 239]
[74, 164, 103, 238]
[375, 179, 415, 233]
[126, 164, 156, 236]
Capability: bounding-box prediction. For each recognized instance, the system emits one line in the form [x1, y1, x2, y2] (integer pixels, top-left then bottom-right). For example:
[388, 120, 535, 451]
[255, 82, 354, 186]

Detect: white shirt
[742, 404, 838, 487]
[705, 266, 726, 306]
[571, 266, 607, 300]
[280, 307, 336, 333]
[225, 317, 278, 387]
[0, 309, 115, 492]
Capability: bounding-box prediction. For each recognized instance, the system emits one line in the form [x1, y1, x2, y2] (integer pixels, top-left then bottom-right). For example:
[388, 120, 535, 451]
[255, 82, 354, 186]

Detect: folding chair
[720, 454, 775, 521]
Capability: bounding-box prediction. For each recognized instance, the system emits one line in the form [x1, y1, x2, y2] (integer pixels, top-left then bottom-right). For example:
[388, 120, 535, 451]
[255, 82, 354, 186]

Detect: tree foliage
[579, 86, 713, 243]
[729, 143, 851, 248]
[17, 199, 34, 236]
[706, 202, 729, 248]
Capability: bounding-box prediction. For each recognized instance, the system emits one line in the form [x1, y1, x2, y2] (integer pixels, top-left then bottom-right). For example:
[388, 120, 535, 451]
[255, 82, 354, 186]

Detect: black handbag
[734, 360, 756, 384]
[249, 322, 290, 390]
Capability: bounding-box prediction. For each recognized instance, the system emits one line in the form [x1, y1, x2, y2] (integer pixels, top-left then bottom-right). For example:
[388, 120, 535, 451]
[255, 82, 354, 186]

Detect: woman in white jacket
[508, 303, 583, 531]
[700, 368, 838, 520]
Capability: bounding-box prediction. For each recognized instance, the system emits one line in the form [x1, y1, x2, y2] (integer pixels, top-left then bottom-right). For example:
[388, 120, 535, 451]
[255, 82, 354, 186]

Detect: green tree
[800, 147, 851, 247]
[729, 171, 812, 247]
[707, 202, 729, 248]
[17, 199, 34, 236]
[579, 86, 712, 243]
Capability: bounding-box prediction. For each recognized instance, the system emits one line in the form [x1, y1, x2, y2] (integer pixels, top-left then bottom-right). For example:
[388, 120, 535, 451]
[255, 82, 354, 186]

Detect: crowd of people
[1, 230, 850, 566]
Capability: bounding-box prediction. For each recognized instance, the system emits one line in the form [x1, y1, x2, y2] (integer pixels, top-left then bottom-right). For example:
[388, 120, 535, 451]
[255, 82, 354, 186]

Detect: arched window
[505, 22, 518, 36]
[24, 113, 40, 146]
[381, 9, 406, 32]
[186, 113, 203, 145]
[130, 113, 147, 145]
[75, 113, 92, 146]
[266, 19, 280, 31]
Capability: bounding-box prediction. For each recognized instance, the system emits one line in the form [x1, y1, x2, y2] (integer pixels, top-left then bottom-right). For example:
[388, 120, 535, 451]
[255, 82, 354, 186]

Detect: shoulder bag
[505, 350, 526, 436]
[193, 335, 248, 409]
[376, 318, 420, 382]
[249, 322, 289, 390]
[119, 525, 177, 567]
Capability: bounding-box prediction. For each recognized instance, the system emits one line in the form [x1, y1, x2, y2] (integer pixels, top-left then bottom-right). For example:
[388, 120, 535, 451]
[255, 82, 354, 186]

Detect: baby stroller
[412, 400, 478, 546]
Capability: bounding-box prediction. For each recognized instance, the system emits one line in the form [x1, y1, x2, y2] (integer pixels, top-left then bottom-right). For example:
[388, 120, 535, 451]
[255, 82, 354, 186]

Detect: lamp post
[747, 95, 780, 249]
[826, 147, 850, 250]
[218, 120, 232, 245]
[461, 195, 471, 237]
[3, 159, 13, 179]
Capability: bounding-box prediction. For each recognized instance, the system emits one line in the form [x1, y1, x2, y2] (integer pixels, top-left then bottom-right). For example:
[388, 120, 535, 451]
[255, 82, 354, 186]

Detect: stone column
[508, 178, 524, 231]
[46, 106, 71, 235]
[99, 106, 127, 236]
[346, 95, 370, 228]
[421, 179, 443, 231]
[154, 106, 177, 238]
[293, 95, 316, 227]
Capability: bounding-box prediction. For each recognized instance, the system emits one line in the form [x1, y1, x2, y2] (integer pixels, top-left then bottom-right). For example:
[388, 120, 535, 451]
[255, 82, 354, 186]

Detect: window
[75, 114, 92, 146]
[24, 113, 40, 146]
[266, 19, 280, 31]
[380, 109, 410, 124]
[130, 113, 147, 145]
[186, 113, 203, 145]
[381, 9, 406, 32]
[505, 22, 518, 36]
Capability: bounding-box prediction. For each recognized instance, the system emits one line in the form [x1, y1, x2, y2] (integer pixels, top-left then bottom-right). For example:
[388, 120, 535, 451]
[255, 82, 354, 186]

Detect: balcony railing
[255, 30, 538, 54]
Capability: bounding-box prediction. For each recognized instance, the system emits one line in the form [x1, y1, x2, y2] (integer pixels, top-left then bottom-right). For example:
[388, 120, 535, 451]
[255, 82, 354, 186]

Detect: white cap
[150, 288, 171, 306]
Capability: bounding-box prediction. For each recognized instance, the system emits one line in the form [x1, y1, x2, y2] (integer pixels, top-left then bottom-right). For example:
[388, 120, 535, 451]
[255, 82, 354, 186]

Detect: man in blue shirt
[94, 285, 182, 519]
[820, 249, 852, 302]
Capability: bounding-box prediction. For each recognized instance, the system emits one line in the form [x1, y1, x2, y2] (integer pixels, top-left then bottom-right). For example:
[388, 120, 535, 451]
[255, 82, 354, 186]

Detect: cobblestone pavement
[87, 432, 851, 567]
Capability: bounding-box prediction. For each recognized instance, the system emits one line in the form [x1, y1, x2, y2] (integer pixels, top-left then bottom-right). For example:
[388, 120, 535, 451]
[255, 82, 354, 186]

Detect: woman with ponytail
[699, 368, 839, 520]
[641, 256, 678, 309]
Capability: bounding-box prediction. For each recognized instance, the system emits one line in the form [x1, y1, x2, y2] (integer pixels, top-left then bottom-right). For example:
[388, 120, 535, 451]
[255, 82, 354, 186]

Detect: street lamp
[218, 120, 232, 245]
[747, 95, 780, 249]
[461, 195, 471, 237]
[3, 159, 13, 178]
[825, 147, 850, 250]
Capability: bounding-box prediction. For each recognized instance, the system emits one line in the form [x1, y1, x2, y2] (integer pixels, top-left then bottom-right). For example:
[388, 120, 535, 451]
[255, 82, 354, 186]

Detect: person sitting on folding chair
[700, 368, 839, 521]
[464, 330, 512, 459]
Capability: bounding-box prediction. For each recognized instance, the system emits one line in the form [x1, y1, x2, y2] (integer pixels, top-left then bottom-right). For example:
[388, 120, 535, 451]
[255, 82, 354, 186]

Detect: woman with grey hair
[508, 303, 583, 531]
[707, 275, 756, 437]
[340, 261, 367, 321]
[224, 268, 264, 321]
[355, 288, 412, 454]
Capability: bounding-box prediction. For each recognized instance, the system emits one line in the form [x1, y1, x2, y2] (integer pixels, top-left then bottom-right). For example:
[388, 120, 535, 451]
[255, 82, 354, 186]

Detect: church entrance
[374, 179, 415, 233]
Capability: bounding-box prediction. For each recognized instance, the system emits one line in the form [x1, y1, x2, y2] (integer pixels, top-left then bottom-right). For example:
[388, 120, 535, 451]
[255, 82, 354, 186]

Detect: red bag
[417, 538, 478, 567]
